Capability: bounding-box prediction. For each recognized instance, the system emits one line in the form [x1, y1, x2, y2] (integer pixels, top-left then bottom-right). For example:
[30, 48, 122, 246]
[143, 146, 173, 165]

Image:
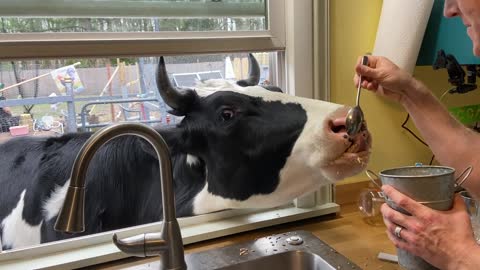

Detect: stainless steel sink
[184, 230, 360, 270]
[219, 250, 347, 270]
[113, 230, 360, 269]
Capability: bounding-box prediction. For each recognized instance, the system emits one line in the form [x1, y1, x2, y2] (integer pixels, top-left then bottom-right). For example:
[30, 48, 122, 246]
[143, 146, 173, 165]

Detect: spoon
[346, 55, 369, 137]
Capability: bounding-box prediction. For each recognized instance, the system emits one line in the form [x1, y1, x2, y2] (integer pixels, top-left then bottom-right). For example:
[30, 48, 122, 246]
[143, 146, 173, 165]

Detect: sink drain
[286, 236, 303, 245]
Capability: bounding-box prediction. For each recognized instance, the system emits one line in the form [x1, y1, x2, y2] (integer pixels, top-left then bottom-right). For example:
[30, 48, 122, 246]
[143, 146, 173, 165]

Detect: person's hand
[353, 56, 417, 104]
[381, 185, 480, 269]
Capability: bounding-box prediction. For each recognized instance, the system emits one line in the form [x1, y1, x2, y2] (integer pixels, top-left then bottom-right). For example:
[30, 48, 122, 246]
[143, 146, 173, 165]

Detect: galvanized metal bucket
[366, 165, 473, 270]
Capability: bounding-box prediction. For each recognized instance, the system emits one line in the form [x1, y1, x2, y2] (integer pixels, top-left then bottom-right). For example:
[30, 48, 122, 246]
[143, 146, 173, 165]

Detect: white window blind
[0, 0, 283, 59]
[0, 0, 267, 19]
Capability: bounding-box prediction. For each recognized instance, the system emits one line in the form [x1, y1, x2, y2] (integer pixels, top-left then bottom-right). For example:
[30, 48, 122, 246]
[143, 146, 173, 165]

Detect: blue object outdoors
[417, 0, 480, 65]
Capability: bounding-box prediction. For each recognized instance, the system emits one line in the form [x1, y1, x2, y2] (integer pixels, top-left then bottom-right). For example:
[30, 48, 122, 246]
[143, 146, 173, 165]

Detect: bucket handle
[455, 165, 473, 187]
[367, 166, 473, 189]
[366, 169, 382, 190]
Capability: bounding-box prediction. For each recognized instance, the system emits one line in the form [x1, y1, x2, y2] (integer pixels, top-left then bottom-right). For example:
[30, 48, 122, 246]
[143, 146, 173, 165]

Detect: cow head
[157, 54, 372, 214]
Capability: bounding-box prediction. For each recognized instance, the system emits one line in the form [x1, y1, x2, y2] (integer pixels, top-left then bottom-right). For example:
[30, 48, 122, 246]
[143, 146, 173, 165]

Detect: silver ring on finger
[394, 225, 404, 240]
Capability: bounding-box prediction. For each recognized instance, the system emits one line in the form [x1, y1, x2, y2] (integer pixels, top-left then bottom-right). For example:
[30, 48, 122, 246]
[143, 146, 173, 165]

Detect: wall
[330, 0, 480, 184]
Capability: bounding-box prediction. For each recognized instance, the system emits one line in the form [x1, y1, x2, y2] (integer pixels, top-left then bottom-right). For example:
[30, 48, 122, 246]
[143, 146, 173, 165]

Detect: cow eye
[221, 108, 235, 121]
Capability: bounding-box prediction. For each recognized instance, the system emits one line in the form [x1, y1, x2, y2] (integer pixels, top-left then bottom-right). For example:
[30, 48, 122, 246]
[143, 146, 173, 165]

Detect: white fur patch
[1, 190, 42, 249]
[186, 154, 200, 167]
[194, 80, 246, 97]
[43, 180, 70, 220]
[192, 170, 323, 215]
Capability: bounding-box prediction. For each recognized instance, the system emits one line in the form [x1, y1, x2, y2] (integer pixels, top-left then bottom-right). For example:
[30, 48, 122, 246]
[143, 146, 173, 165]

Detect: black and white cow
[0, 55, 371, 250]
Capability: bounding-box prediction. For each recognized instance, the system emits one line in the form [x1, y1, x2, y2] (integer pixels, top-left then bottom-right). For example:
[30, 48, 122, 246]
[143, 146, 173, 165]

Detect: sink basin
[116, 231, 360, 269]
[184, 230, 360, 270]
[219, 250, 346, 270]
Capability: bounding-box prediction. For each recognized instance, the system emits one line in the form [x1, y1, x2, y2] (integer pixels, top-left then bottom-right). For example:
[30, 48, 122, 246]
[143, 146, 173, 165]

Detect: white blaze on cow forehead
[195, 80, 343, 114]
[194, 79, 243, 96]
[1, 190, 42, 249]
[196, 79, 343, 107]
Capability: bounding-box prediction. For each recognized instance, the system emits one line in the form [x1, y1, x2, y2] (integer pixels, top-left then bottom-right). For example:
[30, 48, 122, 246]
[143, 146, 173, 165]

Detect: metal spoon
[346, 55, 369, 137]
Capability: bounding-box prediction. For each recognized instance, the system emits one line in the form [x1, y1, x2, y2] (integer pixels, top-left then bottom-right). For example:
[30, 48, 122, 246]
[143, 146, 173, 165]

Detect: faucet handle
[113, 233, 167, 257]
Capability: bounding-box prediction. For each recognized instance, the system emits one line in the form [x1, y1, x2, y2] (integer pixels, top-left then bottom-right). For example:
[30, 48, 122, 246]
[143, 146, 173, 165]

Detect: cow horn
[157, 57, 196, 115]
[237, 53, 260, 87]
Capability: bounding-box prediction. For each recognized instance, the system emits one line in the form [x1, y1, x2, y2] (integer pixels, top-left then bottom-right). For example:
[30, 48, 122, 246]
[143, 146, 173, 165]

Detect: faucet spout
[113, 233, 167, 257]
[54, 123, 186, 270]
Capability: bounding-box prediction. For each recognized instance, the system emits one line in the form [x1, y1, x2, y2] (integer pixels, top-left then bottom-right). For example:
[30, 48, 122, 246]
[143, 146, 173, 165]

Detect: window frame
[0, 1, 285, 60]
[0, 0, 334, 269]
[0, 0, 268, 18]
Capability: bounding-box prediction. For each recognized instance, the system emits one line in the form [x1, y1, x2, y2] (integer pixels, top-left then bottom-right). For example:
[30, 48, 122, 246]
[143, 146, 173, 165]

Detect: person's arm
[355, 56, 480, 197]
[399, 80, 480, 196]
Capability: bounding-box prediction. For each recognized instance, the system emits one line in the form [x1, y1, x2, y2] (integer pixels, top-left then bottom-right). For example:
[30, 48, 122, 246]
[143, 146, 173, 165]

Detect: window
[0, 53, 275, 133]
[0, 1, 331, 269]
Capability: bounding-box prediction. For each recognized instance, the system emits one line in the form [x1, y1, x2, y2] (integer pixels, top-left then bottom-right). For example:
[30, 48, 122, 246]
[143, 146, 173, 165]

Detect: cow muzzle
[321, 111, 372, 180]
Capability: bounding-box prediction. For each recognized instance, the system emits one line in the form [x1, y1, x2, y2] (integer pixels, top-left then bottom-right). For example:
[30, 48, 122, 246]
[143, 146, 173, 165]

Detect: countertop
[83, 203, 400, 270]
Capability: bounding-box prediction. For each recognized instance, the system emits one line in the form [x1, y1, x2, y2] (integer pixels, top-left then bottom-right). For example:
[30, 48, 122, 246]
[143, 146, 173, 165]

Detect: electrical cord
[401, 113, 429, 147]
[401, 88, 452, 165]
[401, 115, 437, 165]
[439, 88, 450, 101]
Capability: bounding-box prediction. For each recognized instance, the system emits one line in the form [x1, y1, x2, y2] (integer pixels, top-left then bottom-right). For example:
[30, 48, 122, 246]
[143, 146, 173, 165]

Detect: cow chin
[280, 105, 372, 187]
[322, 150, 371, 181]
[323, 128, 372, 181]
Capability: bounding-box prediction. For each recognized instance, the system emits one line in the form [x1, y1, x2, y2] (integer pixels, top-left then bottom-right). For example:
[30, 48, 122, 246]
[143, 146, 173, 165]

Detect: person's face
[444, 0, 480, 56]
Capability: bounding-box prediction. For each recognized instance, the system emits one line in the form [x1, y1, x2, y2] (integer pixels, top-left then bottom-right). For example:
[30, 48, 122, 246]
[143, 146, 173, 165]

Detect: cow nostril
[329, 120, 347, 134]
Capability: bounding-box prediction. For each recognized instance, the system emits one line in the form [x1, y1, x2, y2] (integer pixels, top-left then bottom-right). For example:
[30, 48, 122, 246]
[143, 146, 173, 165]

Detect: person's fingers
[382, 185, 430, 218]
[361, 80, 369, 88]
[366, 81, 378, 90]
[356, 55, 364, 66]
[381, 202, 415, 229]
[355, 64, 380, 80]
[358, 55, 378, 67]
[383, 217, 400, 235]
[385, 228, 410, 251]
[383, 215, 421, 244]
[353, 74, 358, 86]
[451, 194, 468, 212]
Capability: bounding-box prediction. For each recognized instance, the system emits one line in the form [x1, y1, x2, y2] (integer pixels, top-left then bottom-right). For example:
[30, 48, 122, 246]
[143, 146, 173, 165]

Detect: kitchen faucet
[54, 122, 187, 270]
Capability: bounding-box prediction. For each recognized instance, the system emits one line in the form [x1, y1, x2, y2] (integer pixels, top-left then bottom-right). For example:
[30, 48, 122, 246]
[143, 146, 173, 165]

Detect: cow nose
[329, 117, 348, 135]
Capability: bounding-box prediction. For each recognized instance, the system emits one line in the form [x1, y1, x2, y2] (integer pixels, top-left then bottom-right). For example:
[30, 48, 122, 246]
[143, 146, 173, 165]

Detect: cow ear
[138, 128, 183, 159]
[166, 109, 185, 117]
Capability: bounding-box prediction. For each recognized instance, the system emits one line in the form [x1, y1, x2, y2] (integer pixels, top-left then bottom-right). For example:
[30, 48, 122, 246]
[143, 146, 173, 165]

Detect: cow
[0, 54, 372, 251]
